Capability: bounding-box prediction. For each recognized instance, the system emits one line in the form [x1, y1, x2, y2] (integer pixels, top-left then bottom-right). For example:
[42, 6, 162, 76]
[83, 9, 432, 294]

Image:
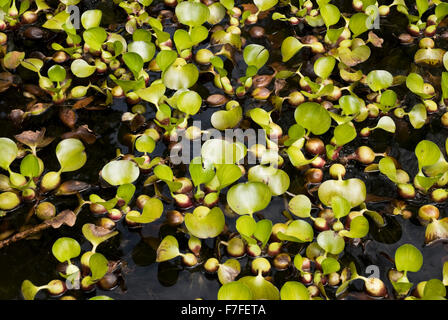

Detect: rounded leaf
[52, 237, 81, 263]
[395, 244, 423, 273]
[280, 281, 310, 300]
[185, 206, 225, 239]
[56, 138, 86, 172]
[294, 102, 331, 135]
[227, 182, 272, 215]
[101, 160, 140, 186]
[0, 138, 18, 170]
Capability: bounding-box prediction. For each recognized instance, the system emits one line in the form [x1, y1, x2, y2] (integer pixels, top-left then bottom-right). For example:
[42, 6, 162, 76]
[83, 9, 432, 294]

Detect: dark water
[0, 0, 448, 300]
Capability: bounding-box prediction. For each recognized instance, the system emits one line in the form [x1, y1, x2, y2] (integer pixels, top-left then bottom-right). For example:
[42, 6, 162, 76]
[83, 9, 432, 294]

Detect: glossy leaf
[52, 237, 81, 263]
[56, 138, 86, 172]
[101, 160, 140, 186]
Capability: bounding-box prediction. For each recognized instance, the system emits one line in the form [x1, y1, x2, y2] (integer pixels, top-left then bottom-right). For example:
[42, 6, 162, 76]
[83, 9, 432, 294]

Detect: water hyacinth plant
[0, 0, 444, 303]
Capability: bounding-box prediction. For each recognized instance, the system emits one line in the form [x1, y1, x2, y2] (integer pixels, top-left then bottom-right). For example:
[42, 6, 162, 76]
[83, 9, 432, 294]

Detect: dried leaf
[73, 96, 95, 110]
[45, 210, 77, 228]
[55, 180, 90, 195]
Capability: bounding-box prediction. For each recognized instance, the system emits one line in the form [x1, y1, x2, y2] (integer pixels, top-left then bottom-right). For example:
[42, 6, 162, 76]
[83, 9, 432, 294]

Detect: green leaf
[341, 215, 369, 238]
[409, 103, 427, 129]
[56, 138, 86, 172]
[280, 281, 310, 300]
[137, 83, 166, 106]
[406, 73, 433, 99]
[339, 95, 364, 115]
[227, 182, 272, 216]
[253, 219, 272, 247]
[52, 237, 81, 263]
[416, 0, 429, 17]
[395, 244, 423, 273]
[318, 178, 366, 208]
[253, 0, 278, 11]
[379, 156, 398, 182]
[21, 280, 41, 300]
[243, 44, 269, 70]
[320, 3, 340, 27]
[71, 59, 96, 78]
[81, 10, 102, 29]
[288, 194, 311, 218]
[366, 70, 393, 91]
[332, 195, 351, 219]
[163, 59, 199, 90]
[176, 90, 202, 115]
[20, 58, 43, 73]
[314, 56, 336, 80]
[380, 90, 397, 107]
[277, 220, 314, 243]
[101, 160, 140, 186]
[156, 50, 177, 72]
[238, 274, 280, 300]
[317, 230, 345, 255]
[201, 139, 246, 165]
[116, 183, 136, 205]
[334, 122, 356, 146]
[375, 116, 396, 133]
[48, 65, 66, 82]
[185, 206, 225, 239]
[216, 164, 242, 189]
[349, 13, 368, 37]
[175, 1, 210, 27]
[127, 197, 163, 223]
[20, 154, 40, 178]
[83, 27, 107, 51]
[189, 157, 215, 186]
[294, 102, 331, 135]
[422, 279, 446, 299]
[154, 164, 174, 181]
[123, 52, 144, 78]
[322, 257, 340, 275]
[135, 134, 156, 154]
[156, 235, 180, 262]
[415, 140, 441, 170]
[236, 215, 257, 243]
[219, 0, 234, 10]
[0, 138, 18, 170]
[218, 282, 253, 300]
[82, 223, 118, 249]
[128, 41, 156, 62]
[281, 37, 303, 62]
[247, 165, 290, 196]
[89, 253, 108, 281]
[42, 11, 70, 30]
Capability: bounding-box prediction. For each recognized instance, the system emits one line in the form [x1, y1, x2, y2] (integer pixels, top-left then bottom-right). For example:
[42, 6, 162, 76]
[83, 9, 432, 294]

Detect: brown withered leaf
[23, 84, 47, 98]
[253, 75, 274, 88]
[44, 210, 76, 229]
[0, 72, 15, 93]
[15, 128, 54, 149]
[73, 96, 95, 110]
[241, 3, 270, 19]
[61, 125, 97, 144]
[130, 114, 146, 132]
[55, 180, 90, 195]
[368, 31, 383, 48]
[59, 107, 77, 129]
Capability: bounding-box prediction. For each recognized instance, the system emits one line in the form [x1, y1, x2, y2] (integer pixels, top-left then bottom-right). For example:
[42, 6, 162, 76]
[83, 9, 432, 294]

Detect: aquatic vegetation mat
[0, 0, 447, 300]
